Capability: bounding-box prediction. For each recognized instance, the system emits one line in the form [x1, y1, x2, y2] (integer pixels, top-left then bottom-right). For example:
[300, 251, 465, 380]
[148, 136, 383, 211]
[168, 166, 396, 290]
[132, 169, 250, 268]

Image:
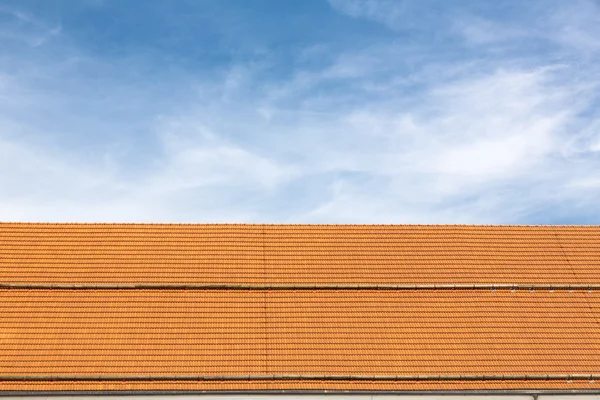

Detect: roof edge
[2, 390, 600, 397]
[1, 222, 599, 227]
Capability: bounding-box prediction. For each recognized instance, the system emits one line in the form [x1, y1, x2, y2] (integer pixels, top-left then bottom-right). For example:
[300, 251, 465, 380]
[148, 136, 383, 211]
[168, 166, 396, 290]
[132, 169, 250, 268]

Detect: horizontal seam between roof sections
[1, 375, 599, 382]
[1, 284, 599, 290]
[6, 392, 600, 398]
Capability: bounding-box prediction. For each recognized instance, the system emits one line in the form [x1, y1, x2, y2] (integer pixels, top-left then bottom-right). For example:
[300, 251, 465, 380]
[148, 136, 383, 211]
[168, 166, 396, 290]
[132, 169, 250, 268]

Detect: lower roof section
[3, 288, 600, 376]
[2, 287, 600, 392]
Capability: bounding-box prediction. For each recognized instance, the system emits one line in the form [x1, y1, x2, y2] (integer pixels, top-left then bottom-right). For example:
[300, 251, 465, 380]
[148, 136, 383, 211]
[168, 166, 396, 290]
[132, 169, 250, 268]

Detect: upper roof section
[0, 223, 598, 286]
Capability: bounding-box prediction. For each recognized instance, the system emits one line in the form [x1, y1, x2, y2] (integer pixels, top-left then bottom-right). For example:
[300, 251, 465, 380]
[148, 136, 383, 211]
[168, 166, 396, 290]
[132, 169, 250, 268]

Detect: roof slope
[2, 224, 598, 285]
[1, 223, 599, 393]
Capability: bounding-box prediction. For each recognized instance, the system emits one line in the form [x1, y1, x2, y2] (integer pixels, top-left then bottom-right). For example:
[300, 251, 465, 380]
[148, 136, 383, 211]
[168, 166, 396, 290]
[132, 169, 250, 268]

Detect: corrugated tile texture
[0, 223, 598, 285]
[2, 288, 600, 376]
[1, 223, 599, 392]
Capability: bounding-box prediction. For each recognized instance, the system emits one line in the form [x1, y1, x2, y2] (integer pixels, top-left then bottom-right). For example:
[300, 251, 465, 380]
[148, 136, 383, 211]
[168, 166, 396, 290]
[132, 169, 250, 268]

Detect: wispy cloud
[0, 0, 599, 223]
[326, 0, 411, 32]
[0, 5, 61, 47]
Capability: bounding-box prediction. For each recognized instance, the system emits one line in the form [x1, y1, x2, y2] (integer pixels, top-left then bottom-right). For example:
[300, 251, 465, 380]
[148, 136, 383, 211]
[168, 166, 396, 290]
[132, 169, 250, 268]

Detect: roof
[1, 223, 599, 393]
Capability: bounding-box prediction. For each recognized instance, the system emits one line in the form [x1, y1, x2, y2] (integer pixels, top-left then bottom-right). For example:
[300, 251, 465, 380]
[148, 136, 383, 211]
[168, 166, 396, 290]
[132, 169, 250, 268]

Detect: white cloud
[568, 178, 600, 189]
[415, 69, 568, 178]
[285, 66, 599, 222]
[0, 105, 298, 222]
[2, 55, 599, 223]
[1, 1, 600, 224]
[0, 68, 297, 222]
[148, 116, 298, 192]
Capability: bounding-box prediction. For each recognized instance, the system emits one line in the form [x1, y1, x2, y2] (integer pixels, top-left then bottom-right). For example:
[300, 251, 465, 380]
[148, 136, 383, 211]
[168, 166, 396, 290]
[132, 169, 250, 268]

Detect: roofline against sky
[1, 222, 599, 227]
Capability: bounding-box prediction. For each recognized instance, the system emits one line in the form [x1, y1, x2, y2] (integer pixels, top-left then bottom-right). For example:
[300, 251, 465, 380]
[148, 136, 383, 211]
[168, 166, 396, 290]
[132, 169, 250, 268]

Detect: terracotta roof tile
[2, 288, 600, 376]
[0, 223, 599, 392]
[1, 223, 598, 285]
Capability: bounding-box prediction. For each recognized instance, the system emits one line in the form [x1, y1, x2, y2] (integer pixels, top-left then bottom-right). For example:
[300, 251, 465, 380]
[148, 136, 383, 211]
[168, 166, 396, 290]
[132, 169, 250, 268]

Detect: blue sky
[1, 0, 599, 223]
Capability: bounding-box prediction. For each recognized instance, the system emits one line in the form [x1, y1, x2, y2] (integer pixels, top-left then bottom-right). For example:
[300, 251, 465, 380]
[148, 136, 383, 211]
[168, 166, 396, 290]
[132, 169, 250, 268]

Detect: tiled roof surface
[0, 223, 599, 393]
[1, 224, 598, 285]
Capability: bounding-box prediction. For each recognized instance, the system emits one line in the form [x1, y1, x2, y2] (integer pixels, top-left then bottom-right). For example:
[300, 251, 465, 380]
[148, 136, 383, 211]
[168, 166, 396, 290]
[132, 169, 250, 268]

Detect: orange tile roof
[0, 223, 599, 393]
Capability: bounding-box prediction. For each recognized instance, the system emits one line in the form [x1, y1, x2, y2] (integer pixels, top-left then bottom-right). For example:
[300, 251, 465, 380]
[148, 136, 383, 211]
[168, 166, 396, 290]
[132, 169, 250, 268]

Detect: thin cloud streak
[0, 0, 599, 223]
